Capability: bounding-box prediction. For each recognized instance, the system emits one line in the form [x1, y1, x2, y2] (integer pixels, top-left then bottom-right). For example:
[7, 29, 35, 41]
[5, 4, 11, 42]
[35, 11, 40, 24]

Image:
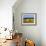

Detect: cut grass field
[23, 18, 34, 23]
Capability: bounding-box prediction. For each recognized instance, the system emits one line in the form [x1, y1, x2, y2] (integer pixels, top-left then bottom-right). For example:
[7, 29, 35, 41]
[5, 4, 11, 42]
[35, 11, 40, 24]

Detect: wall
[13, 0, 41, 46]
[0, 0, 16, 30]
[0, 0, 16, 38]
[41, 0, 46, 46]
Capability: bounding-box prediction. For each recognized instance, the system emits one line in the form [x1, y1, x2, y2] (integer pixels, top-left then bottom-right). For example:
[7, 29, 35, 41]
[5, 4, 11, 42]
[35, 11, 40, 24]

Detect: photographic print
[21, 13, 37, 26]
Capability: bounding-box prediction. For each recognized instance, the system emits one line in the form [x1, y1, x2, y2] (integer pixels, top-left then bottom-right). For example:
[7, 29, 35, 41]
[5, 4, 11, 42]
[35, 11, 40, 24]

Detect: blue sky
[23, 14, 34, 18]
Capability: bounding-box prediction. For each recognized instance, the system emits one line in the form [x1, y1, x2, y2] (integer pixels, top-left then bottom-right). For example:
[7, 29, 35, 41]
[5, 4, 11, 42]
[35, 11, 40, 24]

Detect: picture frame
[21, 13, 37, 26]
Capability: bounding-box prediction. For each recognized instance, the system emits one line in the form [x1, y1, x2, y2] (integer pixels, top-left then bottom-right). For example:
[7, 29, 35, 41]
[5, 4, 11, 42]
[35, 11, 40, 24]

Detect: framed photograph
[21, 13, 37, 26]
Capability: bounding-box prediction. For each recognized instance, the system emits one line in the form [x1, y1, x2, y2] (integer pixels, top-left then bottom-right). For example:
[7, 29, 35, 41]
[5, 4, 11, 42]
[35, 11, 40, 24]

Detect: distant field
[23, 18, 34, 23]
